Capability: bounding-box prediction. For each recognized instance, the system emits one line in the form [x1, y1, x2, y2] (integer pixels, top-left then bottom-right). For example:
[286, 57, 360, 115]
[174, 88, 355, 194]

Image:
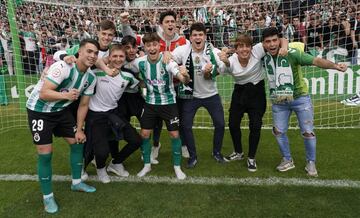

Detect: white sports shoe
[151, 143, 161, 159]
[96, 167, 111, 183]
[141, 154, 159, 165]
[181, 146, 190, 158]
[174, 166, 186, 180]
[305, 161, 318, 177]
[107, 162, 129, 177]
[341, 93, 360, 106]
[137, 163, 151, 177]
[81, 169, 88, 181]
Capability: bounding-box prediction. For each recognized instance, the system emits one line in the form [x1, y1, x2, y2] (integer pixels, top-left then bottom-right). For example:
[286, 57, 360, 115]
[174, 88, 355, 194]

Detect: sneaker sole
[248, 168, 257, 172]
[277, 165, 295, 172]
[107, 167, 129, 177]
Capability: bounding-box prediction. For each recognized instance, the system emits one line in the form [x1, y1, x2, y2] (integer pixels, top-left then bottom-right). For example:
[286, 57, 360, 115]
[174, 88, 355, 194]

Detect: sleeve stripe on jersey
[46, 77, 60, 86]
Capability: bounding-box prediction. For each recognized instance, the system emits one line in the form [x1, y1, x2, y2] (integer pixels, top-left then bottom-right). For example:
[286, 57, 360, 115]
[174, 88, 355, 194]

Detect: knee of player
[214, 120, 225, 129]
[36, 144, 53, 154]
[272, 126, 284, 136]
[168, 131, 179, 138]
[302, 131, 315, 139]
[140, 130, 151, 139]
[249, 121, 263, 131]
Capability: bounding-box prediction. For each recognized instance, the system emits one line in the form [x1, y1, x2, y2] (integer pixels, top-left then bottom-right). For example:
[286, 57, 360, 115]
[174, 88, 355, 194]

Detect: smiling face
[161, 15, 176, 39]
[190, 30, 206, 53]
[262, 35, 280, 56]
[144, 41, 160, 62]
[123, 43, 138, 61]
[236, 43, 252, 60]
[108, 49, 126, 70]
[98, 29, 115, 50]
[78, 42, 99, 68]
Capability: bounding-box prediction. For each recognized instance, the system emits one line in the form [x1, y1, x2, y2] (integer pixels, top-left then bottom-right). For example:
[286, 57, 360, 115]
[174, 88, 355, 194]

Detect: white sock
[174, 165, 186, 180]
[137, 164, 151, 177]
[43, 193, 54, 199]
[72, 179, 81, 185]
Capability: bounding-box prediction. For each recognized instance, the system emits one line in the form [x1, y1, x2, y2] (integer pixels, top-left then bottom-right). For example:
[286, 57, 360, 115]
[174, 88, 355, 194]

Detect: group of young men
[26, 10, 347, 214]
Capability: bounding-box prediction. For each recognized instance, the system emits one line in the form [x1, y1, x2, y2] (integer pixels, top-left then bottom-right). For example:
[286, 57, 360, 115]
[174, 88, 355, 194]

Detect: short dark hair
[159, 10, 177, 24]
[121, 35, 137, 47]
[98, 19, 116, 32]
[79, 38, 100, 50]
[262, 27, 280, 41]
[142, 32, 161, 44]
[189, 22, 206, 35]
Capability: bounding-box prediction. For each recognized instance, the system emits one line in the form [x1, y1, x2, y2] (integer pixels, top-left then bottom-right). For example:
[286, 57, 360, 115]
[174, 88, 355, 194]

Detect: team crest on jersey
[83, 80, 89, 89]
[160, 67, 165, 75]
[33, 133, 40, 142]
[52, 68, 62, 78]
[194, 56, 200, 64]
[121, 82, 125, 88]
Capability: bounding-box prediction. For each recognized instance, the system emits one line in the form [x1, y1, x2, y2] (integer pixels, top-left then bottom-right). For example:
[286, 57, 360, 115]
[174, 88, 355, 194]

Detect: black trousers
[84, 110, 141, 169]
[228, 80, 266, 159]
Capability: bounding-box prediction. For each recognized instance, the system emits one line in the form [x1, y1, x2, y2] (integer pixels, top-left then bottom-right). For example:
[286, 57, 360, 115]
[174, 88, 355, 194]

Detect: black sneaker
[186, 157, 197, 168]
[212, 153, 226, 163]
[247, 158, 257, 172]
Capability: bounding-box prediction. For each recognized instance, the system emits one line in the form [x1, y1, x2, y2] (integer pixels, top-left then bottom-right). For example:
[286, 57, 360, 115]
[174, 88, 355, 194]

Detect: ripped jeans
[272, 95, 316, 161]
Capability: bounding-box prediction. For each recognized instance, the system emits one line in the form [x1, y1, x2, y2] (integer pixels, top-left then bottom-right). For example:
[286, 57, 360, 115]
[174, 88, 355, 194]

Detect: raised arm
[312, 57, 347, 72]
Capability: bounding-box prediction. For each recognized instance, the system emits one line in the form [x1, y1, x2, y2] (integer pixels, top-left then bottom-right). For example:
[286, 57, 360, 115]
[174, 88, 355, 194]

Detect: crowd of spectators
[0, 0, 359, 75]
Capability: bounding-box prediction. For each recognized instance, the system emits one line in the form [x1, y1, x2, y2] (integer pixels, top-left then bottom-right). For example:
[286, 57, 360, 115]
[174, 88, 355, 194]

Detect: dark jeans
[181, 94, 225, 159]
[84, 110, 141, 169]
[228, 81, 266, 159]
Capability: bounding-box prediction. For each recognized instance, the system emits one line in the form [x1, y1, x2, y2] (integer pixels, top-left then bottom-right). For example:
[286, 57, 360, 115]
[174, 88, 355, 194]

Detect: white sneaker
[341, 93, 360, 106]
[174, 166, 186, 180]
[141, 154, 159, 164]
[107, 162, 129, 177]
[151, 143, 161, 159]
[137, 164, 151, 177]
[96, 167, 111, 183]
[305, 161, 318, 177]
[81, 169, 88, 181]
[181, 146, 190, 158]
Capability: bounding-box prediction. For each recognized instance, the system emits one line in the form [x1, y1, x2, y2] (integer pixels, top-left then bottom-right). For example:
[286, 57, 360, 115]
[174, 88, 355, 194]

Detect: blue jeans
[272, 95, 316, 161]
[181, 94, 225, 159]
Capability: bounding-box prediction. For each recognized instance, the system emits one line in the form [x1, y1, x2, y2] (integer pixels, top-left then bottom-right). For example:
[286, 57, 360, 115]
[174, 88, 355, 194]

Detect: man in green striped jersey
[26, 39, 100, 214]
[133, 33, 190, 180]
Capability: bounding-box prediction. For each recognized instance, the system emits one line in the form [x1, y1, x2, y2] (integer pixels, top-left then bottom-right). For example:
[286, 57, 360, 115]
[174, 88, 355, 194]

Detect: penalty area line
[0, 174, 360, 189]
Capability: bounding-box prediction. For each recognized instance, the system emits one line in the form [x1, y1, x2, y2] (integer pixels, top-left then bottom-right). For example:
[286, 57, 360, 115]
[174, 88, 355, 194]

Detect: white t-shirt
[219, 43, 265, 85]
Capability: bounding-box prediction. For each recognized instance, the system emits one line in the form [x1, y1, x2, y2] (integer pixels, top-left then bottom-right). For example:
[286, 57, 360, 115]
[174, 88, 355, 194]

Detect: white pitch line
[0, 174, 360, 189]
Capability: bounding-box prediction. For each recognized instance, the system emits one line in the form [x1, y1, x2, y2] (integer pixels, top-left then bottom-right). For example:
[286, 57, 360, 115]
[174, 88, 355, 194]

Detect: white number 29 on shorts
[32, 119, 44, 132]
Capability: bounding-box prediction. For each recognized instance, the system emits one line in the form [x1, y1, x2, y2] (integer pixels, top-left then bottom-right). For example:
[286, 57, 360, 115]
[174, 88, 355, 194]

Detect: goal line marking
[0, 174, 359, 189]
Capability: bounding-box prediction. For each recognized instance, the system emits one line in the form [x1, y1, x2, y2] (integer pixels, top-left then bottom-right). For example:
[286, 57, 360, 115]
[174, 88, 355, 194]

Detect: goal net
[0, 0, 359, 133]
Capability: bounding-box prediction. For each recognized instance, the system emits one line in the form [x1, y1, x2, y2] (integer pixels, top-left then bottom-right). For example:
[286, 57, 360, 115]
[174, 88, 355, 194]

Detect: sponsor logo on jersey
[146, 79, 166, 86]
[60, 88, 69, 93]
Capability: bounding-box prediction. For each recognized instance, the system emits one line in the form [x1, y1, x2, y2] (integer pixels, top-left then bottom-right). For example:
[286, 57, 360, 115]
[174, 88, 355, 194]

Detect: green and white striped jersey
[132, 55, 180, 105]
[26, 61, 97, 112]
[89, 70, 139, 112]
